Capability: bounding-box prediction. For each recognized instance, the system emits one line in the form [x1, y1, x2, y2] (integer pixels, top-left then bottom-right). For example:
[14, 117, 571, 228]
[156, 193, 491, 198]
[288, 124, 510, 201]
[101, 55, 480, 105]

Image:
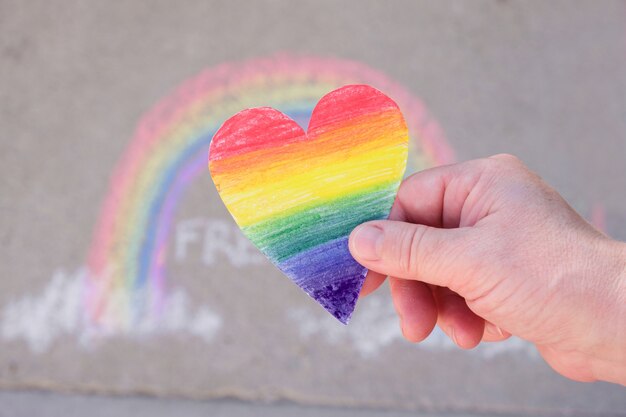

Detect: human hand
[348, 154, 626, 385]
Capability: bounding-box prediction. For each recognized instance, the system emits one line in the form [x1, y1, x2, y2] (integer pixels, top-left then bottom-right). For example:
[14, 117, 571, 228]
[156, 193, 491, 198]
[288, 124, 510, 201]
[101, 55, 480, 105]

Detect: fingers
[373, 275, 509, 348]
[386, 280, 496, 348]
[359, 270, 386, 297]
[389, 277, 437, 342]
[352, 158, 521, 348]
[349, 220, 471, 291]
[432, 286, 484, 349]
[392, 161, 485, 228]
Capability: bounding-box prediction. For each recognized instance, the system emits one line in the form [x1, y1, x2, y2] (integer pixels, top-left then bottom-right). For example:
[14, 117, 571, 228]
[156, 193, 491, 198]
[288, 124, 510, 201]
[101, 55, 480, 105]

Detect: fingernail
[398, 313, 409, 337]
[352, 225, 383, 261]
[450, 327, 460, 347]
[486, 322, 505, 338]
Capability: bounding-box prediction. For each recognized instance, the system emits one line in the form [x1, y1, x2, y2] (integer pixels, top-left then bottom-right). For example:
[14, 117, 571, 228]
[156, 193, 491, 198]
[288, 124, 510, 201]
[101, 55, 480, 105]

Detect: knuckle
[398, 225, 426, 277]
[489, 153, 522, 165]
[472, 154, 531, 188]
[483, 154, 527, 175]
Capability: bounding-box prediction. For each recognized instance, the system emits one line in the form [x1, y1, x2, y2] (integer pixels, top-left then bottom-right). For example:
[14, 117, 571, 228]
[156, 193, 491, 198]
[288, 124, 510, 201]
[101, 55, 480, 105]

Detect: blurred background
[1, 1, 625, 416]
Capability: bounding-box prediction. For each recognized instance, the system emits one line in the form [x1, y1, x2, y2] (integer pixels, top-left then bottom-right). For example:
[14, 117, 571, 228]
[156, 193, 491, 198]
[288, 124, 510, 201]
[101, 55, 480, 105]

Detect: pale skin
[348, 154, 626, 385]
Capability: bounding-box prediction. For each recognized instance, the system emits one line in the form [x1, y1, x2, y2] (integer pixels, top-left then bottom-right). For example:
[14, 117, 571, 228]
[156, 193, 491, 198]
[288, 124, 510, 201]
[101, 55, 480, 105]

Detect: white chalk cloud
[1, 268, 222, 353]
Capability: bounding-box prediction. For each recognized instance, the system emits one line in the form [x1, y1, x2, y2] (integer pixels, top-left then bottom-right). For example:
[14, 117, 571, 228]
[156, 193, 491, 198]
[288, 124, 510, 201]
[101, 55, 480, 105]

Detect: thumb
[348, 220, 470, 289]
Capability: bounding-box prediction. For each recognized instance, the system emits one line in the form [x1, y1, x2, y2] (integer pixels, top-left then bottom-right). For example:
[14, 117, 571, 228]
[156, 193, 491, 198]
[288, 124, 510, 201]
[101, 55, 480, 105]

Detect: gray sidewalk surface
[1, 1, 625, 415]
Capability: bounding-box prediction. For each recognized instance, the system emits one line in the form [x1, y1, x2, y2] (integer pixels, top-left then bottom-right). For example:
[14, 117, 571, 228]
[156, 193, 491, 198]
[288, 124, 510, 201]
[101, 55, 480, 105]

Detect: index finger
[393, 160, 484, 229]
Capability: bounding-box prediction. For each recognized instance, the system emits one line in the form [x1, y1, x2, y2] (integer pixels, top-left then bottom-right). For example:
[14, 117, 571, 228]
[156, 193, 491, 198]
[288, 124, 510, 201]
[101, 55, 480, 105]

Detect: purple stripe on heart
[279, 237, 367, 323]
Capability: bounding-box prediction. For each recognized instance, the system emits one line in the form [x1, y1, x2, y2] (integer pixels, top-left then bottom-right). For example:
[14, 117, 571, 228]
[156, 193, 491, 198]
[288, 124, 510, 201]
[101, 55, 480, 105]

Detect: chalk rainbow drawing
[84, 54, 454, 332]
[209, 85, 409, 323]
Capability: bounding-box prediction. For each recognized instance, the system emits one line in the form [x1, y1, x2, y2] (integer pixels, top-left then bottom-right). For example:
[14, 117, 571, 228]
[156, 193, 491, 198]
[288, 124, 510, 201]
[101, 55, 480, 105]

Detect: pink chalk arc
[83, 54, 455, 330]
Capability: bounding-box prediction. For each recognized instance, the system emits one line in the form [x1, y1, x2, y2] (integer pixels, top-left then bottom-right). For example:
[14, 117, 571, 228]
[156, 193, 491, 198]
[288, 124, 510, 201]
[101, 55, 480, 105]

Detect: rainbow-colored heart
[209, 85, 408, 323]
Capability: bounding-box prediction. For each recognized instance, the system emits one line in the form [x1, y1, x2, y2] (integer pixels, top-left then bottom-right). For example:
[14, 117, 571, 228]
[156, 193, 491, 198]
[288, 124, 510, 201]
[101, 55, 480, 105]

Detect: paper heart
[209, 85, 408, 323]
